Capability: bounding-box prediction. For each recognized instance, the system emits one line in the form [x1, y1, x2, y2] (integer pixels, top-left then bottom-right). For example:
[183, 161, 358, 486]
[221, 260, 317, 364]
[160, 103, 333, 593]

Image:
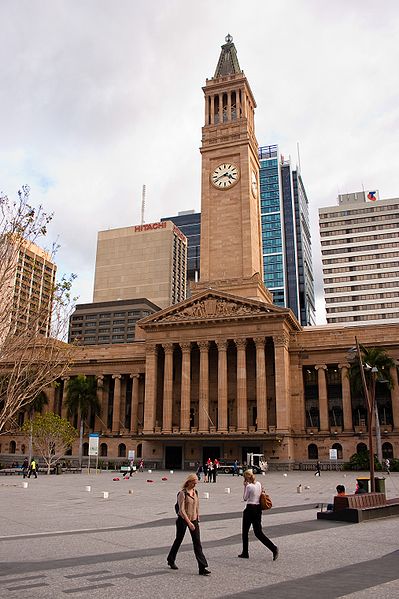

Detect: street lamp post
[355, 337, 376, 492]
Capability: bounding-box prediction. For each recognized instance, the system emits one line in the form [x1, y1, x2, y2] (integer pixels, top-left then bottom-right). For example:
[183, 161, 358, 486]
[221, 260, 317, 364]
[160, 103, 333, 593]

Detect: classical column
[162, 343, 174, 433]
[210, 94, 215, 125]
[45, 384, 56, 413]
[315, 365, 329, 431]
[390, 366, 399, 431]
[216, 340, 228, 432]
[236, 88, 241, 118]
[273, 333, 290, 431]
[130, 374, 140, 433]
[61, 376, 70, 420]
[180, 342, 191, 432]
[254, 337, 267, 432]
[227, 91, 232, 121]
[236, 338, 248, 432]
[218, 93, 223, 123]
[94, 375, 105, 432]
[339, 363, 353, 431]
[112, 375, 122, 433]
[143, 344, 158, 433]
[198, 341, 210, 433]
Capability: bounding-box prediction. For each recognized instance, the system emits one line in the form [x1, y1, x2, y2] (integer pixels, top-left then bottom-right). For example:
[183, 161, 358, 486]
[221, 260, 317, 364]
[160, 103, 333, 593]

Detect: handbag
[259, 489, 272, 511]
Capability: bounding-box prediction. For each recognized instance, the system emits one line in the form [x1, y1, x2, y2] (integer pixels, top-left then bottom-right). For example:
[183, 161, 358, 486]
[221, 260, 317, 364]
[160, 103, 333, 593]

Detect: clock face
[251, 170, 258, 196]
[211, 163, 239, 189]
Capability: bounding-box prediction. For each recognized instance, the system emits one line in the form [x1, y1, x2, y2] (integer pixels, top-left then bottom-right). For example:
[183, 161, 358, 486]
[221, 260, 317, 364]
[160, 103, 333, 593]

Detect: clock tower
[196, 35, 272, 304]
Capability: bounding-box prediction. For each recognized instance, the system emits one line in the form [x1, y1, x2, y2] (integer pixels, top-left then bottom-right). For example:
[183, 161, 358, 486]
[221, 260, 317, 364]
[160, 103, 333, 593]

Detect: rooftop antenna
[141, 184, 146, 225]
[297, 141, 301, 173]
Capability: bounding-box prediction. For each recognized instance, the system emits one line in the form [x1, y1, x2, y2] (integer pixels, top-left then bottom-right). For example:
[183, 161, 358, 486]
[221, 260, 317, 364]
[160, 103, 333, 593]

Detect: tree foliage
[349, 345, 396, 399]
[65, 375, 101, 467]
[0, 187, 77, 433]
[22, 412, 78, 475]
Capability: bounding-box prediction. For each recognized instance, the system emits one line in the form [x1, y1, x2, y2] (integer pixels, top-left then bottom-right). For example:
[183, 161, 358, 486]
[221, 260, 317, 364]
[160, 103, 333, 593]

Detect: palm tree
[65, 375, 100, 468]
[26, 391, 49, 462]
[349, 344, 396, 465]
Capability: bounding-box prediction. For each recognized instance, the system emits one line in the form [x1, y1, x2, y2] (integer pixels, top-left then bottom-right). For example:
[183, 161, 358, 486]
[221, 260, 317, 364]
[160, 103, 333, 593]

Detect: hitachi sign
[134, 222, 167, 232]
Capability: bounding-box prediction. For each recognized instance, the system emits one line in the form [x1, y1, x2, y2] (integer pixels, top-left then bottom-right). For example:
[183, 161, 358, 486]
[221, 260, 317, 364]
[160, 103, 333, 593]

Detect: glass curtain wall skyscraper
[259, 144, 315, 326]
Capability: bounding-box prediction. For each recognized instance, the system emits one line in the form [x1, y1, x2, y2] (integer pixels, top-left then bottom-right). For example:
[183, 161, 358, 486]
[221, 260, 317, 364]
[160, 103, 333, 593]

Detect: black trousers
[167, 516, 208, 570]
[241, 504, 276, 556]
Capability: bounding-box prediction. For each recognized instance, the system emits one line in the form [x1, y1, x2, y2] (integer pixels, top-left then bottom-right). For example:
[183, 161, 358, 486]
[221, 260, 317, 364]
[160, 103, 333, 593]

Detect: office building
[259, 145, 315, 325]
[68, 298, 160, 345]
[161, 210, 201, 288]
[93, 220, 187, 309]
[319, 191, 399, 325]
[1, 237, 56, 337]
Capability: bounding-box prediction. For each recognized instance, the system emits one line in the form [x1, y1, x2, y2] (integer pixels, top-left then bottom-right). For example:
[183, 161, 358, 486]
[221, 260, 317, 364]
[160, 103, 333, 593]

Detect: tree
[349, 344, 396, 465]
[65, 375, 101, 467]
[22, 412, 78, 475]
[0, 186, 76, 433]
[25, 390, 49, 462]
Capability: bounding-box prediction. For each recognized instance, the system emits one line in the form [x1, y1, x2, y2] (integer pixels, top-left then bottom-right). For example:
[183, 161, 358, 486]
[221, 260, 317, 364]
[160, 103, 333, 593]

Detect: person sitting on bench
[327, 484, 346, 511]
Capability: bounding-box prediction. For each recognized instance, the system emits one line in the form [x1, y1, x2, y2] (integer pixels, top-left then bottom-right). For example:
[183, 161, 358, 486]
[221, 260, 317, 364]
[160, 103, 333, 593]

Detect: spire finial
[225, 33, 233, 43]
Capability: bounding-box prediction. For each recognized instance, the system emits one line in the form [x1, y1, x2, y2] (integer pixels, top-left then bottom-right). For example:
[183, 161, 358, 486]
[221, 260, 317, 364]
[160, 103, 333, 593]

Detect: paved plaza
[1, 469, 399, 598]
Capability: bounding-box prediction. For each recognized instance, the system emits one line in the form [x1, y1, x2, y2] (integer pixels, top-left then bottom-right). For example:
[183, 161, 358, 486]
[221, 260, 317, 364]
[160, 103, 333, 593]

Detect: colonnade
[143, 335, 291, 435]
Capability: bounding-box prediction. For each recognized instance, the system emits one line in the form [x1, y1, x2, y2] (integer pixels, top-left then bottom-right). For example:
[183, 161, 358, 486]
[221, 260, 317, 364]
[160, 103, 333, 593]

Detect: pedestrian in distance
[138, 459, 144, 472]
[384, 458, 391, 475]
[212, 459, 218, 483]
[22, 457, 29, 478]
[233, 460, 239, 476]
[238, 469, 278, 561]
[167, 474, 210, 576]
[314, 460, 321, 476]
[203, 462, 208, 483]
[28, 458, 38, 479]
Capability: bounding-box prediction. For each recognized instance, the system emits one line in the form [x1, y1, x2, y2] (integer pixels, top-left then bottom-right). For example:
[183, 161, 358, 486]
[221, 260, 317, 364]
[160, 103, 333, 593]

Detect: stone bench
[0, 468, 23, 475]
[317, 492, 399, 523]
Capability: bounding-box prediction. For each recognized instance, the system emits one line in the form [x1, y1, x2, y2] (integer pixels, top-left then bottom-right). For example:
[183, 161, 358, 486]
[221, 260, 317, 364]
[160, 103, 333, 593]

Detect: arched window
[65, 447, 72, 456]
[100, 443, 108, 457]
[332, 443, 343, 460]
[382, 442, 394, 459]
[357, 443, 368, 454]
[9, 440, 16, 454]
[118, 443, 126, 458]
[83, 443, 89, 456]
[308, 443, 318, 460]
[137, 443, 142, 458]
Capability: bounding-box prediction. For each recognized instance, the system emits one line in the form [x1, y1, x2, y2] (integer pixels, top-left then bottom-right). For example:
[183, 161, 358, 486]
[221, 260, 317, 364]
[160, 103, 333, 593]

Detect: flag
[367, 191, 378, 201]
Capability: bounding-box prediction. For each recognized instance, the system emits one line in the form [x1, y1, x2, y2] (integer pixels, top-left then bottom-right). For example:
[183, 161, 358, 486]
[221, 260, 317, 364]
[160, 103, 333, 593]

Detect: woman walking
[167, 474, 211, 575]
[238, 469, 278, 561]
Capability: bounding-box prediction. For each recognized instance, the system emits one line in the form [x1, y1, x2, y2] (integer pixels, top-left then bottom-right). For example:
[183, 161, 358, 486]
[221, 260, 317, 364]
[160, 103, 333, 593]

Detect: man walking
[28, 458, 38, 479]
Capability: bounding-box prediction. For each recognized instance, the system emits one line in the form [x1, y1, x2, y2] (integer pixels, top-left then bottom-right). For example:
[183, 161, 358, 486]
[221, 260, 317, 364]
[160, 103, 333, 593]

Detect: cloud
[1, 0, 398, 318]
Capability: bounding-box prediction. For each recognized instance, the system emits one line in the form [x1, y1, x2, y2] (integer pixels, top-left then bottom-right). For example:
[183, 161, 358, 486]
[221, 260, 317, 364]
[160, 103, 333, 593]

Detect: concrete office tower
[259, 145, 315, 326]
[319, 191, 399, 324]
[2, 238, 56, 337]
[161, 210, 201, 288]
[93, 220, 187, 309]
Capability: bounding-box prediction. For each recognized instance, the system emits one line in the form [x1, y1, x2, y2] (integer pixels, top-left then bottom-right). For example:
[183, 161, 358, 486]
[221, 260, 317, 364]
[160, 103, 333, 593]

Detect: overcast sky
[1, 0, 398, 324]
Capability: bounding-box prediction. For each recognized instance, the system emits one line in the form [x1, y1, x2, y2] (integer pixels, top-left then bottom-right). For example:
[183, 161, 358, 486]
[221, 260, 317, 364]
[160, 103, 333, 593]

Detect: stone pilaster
[390, 366, 399, 431]
[143, 344, 158, 434]
[254, 336, 267, 432]
[61, 376, 70, 420]
[273, 333, 290, 431]
[130, 374, 140, 434]
[162, 343, 174, 433]
[339, 363, 353, 431]
[235, 338, 248, 432]
[94, 375, 105, 432]
[315, 365, 328, 431]
[216, 339, 228, 433]
[198, 341, 210, 433]
[180, 342, 191, 433]
[112, 375, 122, 433]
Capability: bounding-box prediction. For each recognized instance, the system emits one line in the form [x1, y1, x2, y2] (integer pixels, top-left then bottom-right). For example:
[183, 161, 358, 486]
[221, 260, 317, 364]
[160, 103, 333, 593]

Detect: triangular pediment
[138, 290, 296, 329]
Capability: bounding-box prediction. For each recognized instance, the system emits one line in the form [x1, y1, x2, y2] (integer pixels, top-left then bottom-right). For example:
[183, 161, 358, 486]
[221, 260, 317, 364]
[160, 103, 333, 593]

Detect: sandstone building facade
[3, 37, 399, 469]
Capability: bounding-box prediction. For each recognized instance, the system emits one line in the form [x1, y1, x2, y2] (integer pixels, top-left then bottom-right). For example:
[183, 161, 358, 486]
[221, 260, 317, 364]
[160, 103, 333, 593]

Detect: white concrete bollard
[102, 491, 109, 499]
[262, 471, 266, 476]
[170, 470, 174, 474]
[203, 492, 209, 499]
[128, 489, 134, 495]
[283, 473, 288, 477]
[297, 484, 303, 493]
[304, 485, 310, 490]
[224, 487, 231, 494]
[22, 481, 28, 489]
[148, 469, 152, 474]
[85, 485, 91, 492]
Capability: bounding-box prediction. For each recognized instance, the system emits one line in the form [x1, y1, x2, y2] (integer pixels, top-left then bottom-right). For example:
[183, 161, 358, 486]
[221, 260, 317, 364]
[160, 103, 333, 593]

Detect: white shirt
[243, 481, 262, 504]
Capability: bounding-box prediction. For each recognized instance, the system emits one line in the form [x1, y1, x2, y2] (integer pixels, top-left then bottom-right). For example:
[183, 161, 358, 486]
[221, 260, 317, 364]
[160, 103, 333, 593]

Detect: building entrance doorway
[202, 446, 221, 465]
[242, 446, 261, 465]
[165, 446, 183, 470]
